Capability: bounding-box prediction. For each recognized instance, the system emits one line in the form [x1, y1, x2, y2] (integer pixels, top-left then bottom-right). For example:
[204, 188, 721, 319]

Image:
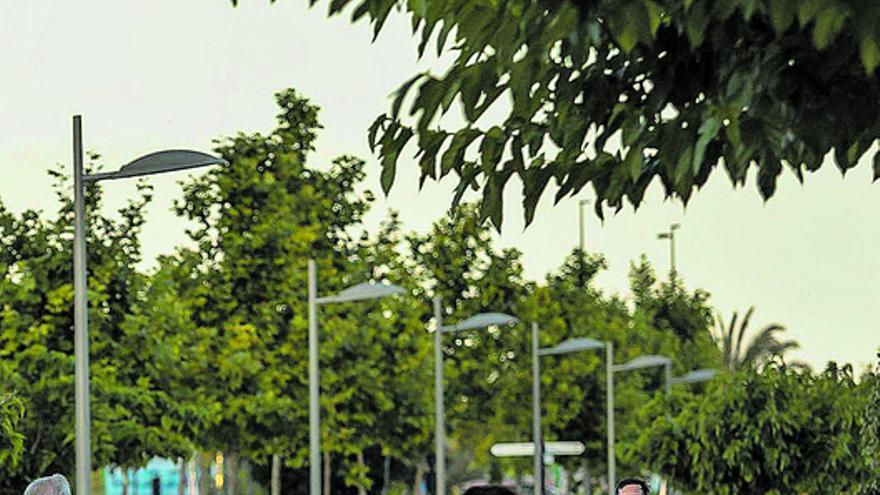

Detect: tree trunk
[122, 469, 129, 495]
[179, 458, 187, 495]
[356, 452, 367, 495]
[187, 457, 198, 495]
[271, 455, 282, 495]
[226, 452, 240, 495]
[323, 451, 332, 495]
[197, 453, 212, 495]
[243, 460, 253, 495]
[381, 455, 391, 495]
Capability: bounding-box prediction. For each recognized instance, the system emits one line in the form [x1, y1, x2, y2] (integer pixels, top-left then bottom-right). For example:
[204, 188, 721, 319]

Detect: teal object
[103, 458, 181, 495]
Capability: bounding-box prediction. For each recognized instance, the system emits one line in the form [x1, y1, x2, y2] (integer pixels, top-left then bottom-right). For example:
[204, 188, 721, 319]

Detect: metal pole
[664, 362, 672, 395]
[531, 322, 543, 495]
[308, 260, 320, 495]
[73, 115, 92, 495]
[433, 296, 446, 495]
[606, 343, 614, 495]
[669, 229, 676, 276]
[578, 200, 587, 252]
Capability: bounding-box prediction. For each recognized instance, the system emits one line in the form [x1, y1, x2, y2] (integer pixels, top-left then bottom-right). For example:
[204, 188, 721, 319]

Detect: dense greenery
[0, 88, 872, 495]
[286, 0, 880, 226]
[0, 363, 25, 470]
[632, 363, 878, 493]
[0, 162, 206, 492]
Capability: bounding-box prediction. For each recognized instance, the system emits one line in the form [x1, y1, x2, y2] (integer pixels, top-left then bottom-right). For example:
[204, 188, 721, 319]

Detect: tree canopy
[290, 0, 880, 227]
[632, 362, 877, 493]
[2, 84, 871, 495]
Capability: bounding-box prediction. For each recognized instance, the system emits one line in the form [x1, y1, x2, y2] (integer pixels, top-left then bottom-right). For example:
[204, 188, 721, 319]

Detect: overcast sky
[1, 0, 877, 372]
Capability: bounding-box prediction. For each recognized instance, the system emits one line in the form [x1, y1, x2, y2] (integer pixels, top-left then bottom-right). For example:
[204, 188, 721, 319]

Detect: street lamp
[308, 261, 405, 495]
[536, 335, 608, 495]
[73, 115, 227, 495]
[608, 354, 672, 493]
[433, 297, 518, 495]
[670, 368, 718, 386]
[578, 200, 590, 252]
[656, 223, 681, 276]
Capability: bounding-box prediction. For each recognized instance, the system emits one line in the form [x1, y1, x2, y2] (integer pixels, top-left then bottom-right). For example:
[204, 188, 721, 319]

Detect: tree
[632, 363, 876, 493]
[712, 306, 800, 371]
[0, 363, 25, 471]
[859, 353, 880, 495]
[169, 87, 412, 495]
[281, 0, 880, 227]
[317, 213, 433, 495]
[405, 212, 720, 487]
[404, 204, 537, 481]
[535, 253, 719, 486]
[0, 161, 187, 491]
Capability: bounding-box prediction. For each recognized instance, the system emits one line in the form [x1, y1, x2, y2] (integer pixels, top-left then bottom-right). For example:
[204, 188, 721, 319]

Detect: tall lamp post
[657, 223, 681, 277]
[73, 115, 227, 495]
[578, 200, 590, 252]
[536, 336, 609, 495]
[433, 297, 518, 495]
[308, 261, 405, 495]
[609, 354, 672, 494]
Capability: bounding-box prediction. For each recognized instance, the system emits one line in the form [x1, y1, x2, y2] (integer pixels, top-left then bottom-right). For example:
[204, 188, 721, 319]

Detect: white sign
[489, 441, 585, 457]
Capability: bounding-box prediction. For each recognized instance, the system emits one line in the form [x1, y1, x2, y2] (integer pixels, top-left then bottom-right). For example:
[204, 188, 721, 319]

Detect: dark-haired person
[616, 477, 650, 495]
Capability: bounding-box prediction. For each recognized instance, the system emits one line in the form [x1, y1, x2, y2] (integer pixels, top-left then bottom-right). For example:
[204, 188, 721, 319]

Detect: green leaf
[739, 0, 759, 20]
[770, 0, 796, 33]
[625, 145, 644, 181]
[874, 150, 880, 182]
[685, 2, 709, 46]
[391, 73, 425, 118]
[479, 127, 507, 172]
[381, 127, 413, 193]
[522, 160, 553, 226]
[440, 129, 481, 176]
[610, 0, 651, 53]
[797, 0, 823, 25]
[861, 37, 880, 75]
[757, 157, 783, 199]
[367, 116, 386, 151]
[813, 7, 848, 50]
[693, 117, 721, 172]
[328, 0, 353, 15]
[725, 115, 741, 148]
[417, 130, 449, 184]
[644, 0, 664, 37]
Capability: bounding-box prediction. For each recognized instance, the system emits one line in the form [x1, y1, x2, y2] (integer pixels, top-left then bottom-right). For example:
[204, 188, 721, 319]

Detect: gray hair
[23, 475, 72, 495]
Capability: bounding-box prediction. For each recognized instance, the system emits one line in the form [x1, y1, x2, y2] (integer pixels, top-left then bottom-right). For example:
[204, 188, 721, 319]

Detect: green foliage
[301, 0, 880, 226]
[0, 363, 25, 470]
[166, 88, 375, 463]
[157, 88, 435, 494]
[0, 159, 197, 490]
[859, 353, 880, 495]
[1, 82, 871, 495]
[405, 209, 720, 482]
[632, 363, 876, 493]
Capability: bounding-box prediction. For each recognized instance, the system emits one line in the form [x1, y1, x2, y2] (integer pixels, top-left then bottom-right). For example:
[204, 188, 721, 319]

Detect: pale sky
[0, 0, 877, 372]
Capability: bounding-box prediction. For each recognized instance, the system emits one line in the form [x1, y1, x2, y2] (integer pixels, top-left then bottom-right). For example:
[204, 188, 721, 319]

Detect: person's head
[616, 478, 649, 495]
[462, 485, 517, 495]
[23, 475, 71, 495]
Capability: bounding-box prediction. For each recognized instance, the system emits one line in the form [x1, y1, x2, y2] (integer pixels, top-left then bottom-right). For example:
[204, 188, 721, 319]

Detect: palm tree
[712, 307, 801, 371]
